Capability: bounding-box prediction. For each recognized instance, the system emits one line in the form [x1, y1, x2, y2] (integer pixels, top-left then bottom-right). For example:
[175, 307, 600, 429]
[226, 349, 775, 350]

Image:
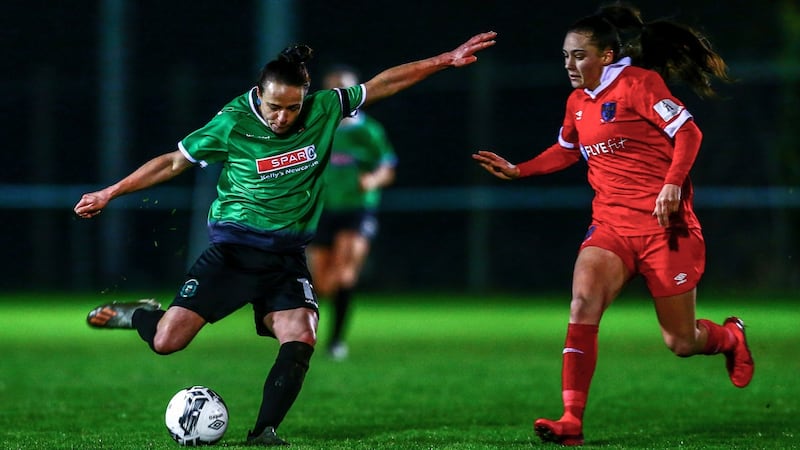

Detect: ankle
[560, 412, 582, 425]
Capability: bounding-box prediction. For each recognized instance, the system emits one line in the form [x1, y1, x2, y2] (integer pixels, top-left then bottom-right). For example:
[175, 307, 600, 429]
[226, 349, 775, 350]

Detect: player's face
[562, 31, 612, 90]
[257, 81, 307, 135]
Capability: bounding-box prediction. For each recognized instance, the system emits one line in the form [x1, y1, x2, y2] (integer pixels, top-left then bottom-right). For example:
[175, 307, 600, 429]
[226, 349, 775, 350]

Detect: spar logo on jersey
[256, 145, 317, 174]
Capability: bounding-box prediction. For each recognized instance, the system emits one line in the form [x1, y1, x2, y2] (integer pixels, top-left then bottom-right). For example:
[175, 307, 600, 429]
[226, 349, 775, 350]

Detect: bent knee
[152, 334, 188, 355]
[663, 336, 698, 357]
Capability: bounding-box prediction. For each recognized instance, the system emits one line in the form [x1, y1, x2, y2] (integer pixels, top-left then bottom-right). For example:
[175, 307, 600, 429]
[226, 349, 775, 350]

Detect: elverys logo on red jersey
[256, 145, 317, 174]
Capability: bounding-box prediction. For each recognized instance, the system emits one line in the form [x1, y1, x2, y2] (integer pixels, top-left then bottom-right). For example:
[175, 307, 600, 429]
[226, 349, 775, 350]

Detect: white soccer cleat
[86, 299, 161, 329]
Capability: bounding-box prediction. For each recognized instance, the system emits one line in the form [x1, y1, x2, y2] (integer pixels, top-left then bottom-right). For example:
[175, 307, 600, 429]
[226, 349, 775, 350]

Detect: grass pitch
[0, 292, 796, 449]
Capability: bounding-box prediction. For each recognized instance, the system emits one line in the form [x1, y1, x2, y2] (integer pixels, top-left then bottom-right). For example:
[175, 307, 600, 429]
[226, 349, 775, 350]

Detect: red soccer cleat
[723, 317, 754, 388]
[534, 417, 584, 446]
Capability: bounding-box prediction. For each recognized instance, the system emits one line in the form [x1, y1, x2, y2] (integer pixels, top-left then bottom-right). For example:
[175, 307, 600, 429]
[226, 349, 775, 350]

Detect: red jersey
[558, 58, 701, 235]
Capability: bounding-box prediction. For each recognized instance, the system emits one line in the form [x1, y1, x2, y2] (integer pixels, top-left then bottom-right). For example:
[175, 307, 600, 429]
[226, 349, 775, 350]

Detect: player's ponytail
[637, 20, 732, 98]
[591, 3, 732, 98]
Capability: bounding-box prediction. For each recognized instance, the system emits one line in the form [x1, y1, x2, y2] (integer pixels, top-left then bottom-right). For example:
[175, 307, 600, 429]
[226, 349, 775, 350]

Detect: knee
[152, 333, 188, 355]
[280, 331, 316, 348]
[293, 327, 317, 347]
[301, 333, 317, 347]
[568, 295, 605, 324]
[663, 335, 696, 357]
[271, 311, 318, 347]
[339, 268, 359, 288]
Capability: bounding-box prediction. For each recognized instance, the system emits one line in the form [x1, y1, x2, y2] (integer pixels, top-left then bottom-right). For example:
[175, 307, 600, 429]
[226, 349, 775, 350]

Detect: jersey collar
[248, 87, 272, 130]
[583, 56, 632, 99]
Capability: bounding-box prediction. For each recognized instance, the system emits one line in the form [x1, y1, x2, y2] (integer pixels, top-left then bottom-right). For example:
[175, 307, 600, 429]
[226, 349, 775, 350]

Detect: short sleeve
[178, 110, 237, 166]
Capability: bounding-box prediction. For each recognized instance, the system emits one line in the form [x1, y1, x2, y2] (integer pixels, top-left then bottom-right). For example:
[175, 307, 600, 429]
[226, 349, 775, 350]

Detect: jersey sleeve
[334, 84, 366, 119]
[178, 110, 237, 167]
[631, 71, 693, 138]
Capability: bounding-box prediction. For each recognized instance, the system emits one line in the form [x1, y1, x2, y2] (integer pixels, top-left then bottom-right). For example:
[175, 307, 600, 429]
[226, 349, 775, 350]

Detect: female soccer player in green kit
[74, 31, 496, 446]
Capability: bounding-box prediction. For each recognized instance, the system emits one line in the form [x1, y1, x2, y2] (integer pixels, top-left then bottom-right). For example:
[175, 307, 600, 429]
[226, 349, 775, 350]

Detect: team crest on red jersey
[256, 145, 317, 174]
[601, 102, 617, 123]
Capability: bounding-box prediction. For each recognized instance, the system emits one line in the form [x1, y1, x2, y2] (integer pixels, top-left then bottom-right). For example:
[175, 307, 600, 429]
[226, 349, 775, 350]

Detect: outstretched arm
[74, 150, 194, 218]
[473, 144, 581, 180]
[362, 31, 497, 107]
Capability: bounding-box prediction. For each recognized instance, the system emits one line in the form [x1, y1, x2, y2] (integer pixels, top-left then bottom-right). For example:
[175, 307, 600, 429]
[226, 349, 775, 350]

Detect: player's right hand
[472, 150, 520, 180]
[447, 31, 497, 68]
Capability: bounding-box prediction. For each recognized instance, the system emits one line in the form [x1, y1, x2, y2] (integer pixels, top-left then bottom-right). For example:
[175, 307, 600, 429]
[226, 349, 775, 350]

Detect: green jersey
[323, 113, 397, 210]
[179, 85, 365, 251]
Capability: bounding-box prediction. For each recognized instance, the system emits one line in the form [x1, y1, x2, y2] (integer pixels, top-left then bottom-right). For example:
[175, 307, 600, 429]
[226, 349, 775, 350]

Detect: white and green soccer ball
[165, 386, 228, 446]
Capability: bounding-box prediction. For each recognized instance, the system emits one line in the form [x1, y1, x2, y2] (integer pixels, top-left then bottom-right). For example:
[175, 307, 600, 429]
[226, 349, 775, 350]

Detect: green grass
[0, 292, 797, 449]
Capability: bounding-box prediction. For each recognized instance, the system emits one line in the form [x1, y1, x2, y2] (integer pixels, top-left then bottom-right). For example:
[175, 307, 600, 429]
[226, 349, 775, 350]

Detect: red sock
[561, 323, 599, 423]
[697, 319, 736, 354]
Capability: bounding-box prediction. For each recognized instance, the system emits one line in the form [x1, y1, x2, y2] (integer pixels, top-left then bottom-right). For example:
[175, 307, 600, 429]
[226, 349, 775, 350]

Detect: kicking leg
[87, 299, 205, 355]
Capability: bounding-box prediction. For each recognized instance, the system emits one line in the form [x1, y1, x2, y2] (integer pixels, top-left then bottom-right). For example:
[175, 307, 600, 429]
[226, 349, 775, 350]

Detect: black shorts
[169, 243, 319, 337]
[313, 210, 378, 246]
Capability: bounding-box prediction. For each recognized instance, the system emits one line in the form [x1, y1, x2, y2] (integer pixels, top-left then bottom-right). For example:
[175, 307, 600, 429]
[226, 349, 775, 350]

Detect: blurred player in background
[74, 31, 496, 446]
[307, 65, 397, 361]
[473, 4, 752, 446]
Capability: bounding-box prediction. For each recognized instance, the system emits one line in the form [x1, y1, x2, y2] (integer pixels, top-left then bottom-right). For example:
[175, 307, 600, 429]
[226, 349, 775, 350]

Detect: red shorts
[579, 224, 706, 297]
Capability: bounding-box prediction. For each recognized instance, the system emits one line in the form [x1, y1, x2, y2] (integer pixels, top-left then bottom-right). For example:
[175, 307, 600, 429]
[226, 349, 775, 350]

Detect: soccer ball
[165, 386, 229, 446]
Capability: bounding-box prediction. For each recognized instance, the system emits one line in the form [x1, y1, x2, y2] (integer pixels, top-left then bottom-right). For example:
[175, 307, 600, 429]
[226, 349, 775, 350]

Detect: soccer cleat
[86, 299, 161, 329]
[246, 427, 289, 446]
[534, 418, 584, 446]
[723, 317, 754, 388]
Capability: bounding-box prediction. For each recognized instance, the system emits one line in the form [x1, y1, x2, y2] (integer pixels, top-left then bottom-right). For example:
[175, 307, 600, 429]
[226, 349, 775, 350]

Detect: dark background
[2, 0, 798, 296]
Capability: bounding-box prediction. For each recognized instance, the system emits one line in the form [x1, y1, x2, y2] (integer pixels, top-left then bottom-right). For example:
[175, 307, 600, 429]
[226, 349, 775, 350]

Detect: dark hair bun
[279, 44, 314, 64]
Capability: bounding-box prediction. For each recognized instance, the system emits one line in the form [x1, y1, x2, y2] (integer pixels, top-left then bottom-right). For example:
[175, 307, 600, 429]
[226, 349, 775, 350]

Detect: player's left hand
[446, 31, 497, 67]
[74, 191, 110, 218]
[472, 150, 520, 180]
[653, 183, 681, 227]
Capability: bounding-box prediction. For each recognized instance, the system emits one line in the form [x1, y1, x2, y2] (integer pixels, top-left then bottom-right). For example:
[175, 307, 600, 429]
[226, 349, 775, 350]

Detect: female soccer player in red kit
[473, 4, 753, 446]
